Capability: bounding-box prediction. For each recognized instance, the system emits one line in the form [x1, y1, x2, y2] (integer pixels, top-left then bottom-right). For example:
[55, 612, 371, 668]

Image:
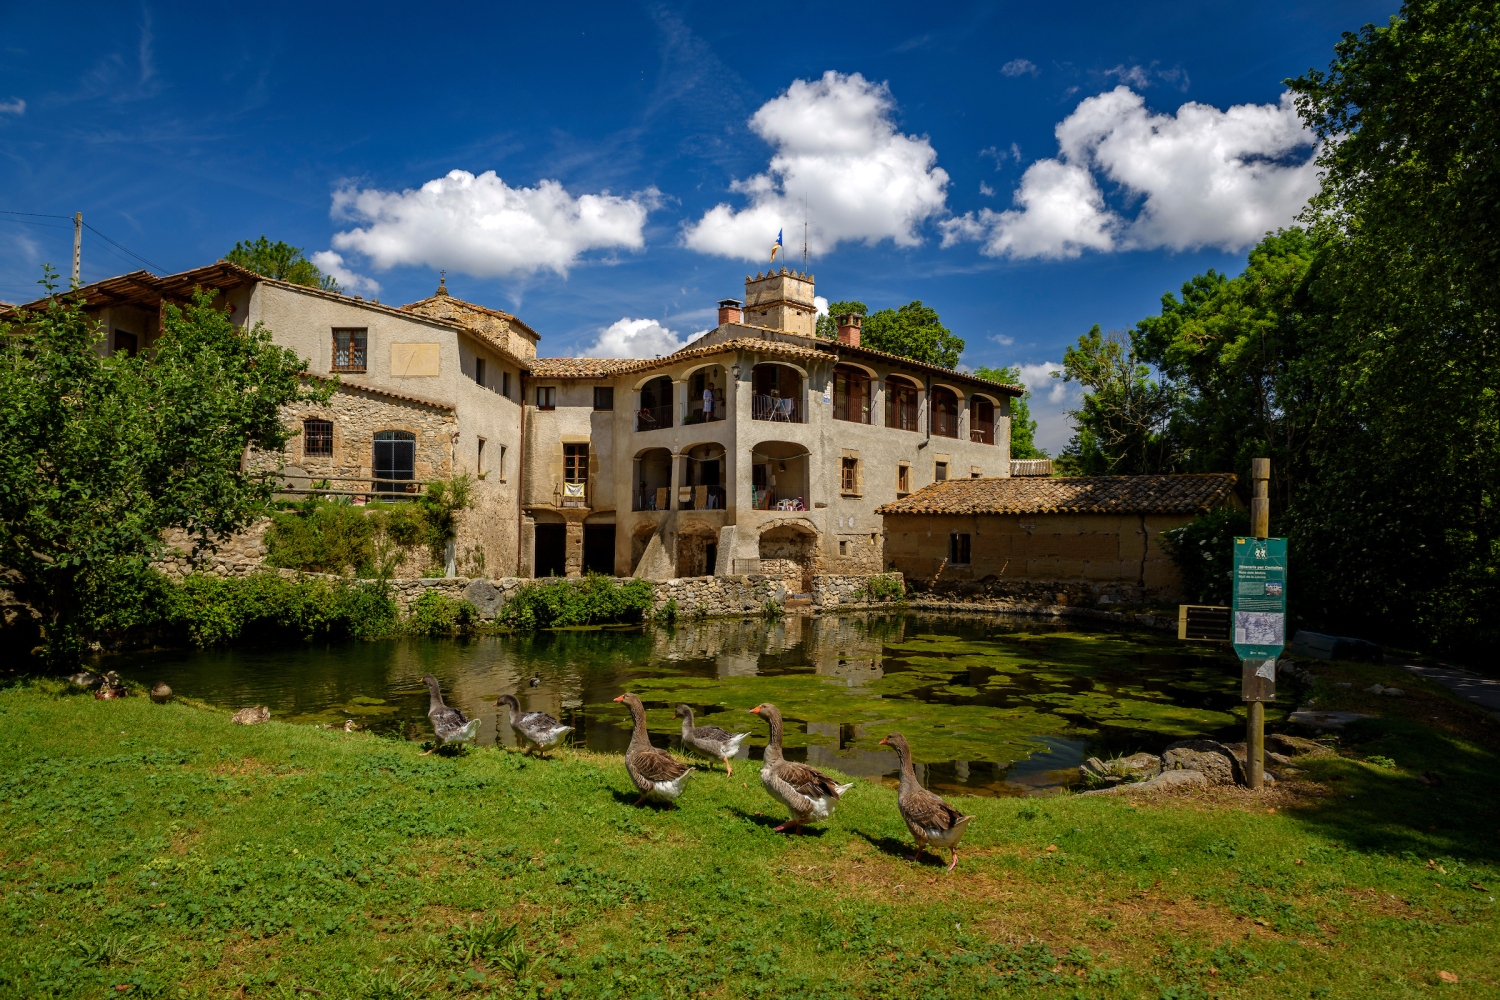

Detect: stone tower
[743, 267, 816, 338]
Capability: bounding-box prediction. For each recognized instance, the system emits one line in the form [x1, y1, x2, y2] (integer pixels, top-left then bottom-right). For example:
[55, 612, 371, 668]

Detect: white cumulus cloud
[329, 170, 658, 279]
[577, 318, 692, 359]
[682, 71, 949, 261]
[944, 87, 1319, 260]
[0, 98, 25, 115]
[310, 250, 381, 296]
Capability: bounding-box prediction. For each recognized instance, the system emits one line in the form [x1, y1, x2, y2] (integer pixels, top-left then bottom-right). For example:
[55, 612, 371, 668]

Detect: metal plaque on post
[1232, 536, 1287, 701]
[1178, 605, 1231, 641]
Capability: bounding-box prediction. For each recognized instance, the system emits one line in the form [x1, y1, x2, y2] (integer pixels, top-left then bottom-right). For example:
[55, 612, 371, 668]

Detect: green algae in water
[111, 611, 1255, 797]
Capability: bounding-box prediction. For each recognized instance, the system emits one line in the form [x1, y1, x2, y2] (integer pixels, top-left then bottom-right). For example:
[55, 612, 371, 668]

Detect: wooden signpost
[1176, 458, 1283, 791]
[1233, 457, 1283, 790]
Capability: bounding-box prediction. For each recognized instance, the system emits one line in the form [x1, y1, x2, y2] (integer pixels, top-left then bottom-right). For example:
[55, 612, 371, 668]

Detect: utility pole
[72, 212, 82, 286]
[1246, 457, 1271, 789]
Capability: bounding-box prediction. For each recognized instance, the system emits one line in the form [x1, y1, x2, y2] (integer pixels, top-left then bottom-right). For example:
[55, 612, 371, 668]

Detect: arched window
[832, 364, 871, 423]
[885, 376, 919, 431]
[637, 376, 673, 430]
[970, 397, 995, 444]
[931, 387, 959, 438]
[751, 364, 803, 422]
[373, 430, 416, 495]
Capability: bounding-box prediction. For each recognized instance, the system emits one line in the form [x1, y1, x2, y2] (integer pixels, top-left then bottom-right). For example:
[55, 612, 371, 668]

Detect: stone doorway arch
[758, 518, 819, 593]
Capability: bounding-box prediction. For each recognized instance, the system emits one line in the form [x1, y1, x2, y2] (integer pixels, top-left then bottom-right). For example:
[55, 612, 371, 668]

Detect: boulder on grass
[1079, 769, 1208, 797]
[1267, 734, 1335, 758]
[1161, 739, 1245, 786]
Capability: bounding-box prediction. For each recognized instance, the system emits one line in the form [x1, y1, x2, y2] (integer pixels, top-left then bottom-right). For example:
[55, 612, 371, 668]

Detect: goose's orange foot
[947, 850, 960, 872]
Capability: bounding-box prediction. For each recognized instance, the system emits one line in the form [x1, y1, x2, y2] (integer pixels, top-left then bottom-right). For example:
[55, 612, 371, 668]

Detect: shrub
[166, 572, 397, 646]
[264, 496, 376, 575]
[404, 590, 480, 636]
[1160, 506, 1252, 605]
[854, 574, 905, 603]
[499, 574, 654, 629]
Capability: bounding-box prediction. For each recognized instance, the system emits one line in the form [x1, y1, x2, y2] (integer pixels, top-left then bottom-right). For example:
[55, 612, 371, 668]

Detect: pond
[111, 612, 1276, 797]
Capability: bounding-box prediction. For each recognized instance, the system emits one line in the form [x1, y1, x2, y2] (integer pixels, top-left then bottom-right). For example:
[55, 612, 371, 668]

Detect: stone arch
[675, 520, 721, 578]
[758, 517, 819, 593]
[748, 440, 811, 511]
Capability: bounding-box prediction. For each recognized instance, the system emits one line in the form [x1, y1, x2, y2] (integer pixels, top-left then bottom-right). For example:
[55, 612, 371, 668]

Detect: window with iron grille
[332, 329, 367, 372]
[594, 386, 614, 410]
[536, 386, 556, 409]
[841, 457, 858, 493]
[372, 430, 416, 495]
[949, 532, 971, 565]
[935, 461, 948, 482]
[303, 419, 333, 456]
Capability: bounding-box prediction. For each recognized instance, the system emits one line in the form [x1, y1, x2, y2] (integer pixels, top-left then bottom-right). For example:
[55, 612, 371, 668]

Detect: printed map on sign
[1235, 611, 1284, 647]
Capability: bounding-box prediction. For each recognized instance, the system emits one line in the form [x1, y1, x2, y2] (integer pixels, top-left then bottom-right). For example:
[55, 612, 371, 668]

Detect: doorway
[583, 525, 616, 575]
[534, 524, 566, 578]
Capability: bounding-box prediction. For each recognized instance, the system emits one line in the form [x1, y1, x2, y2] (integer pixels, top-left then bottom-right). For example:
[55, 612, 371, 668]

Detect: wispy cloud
[0, 98, 24, 116]
[1000, 58, 1039, 78]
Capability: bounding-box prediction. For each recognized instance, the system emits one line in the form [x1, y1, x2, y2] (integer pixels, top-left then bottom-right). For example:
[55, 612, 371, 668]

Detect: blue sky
[0, 1, 1397, 451]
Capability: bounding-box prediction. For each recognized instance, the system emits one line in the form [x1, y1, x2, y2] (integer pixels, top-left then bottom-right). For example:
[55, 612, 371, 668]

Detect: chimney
[717, 298, 743, 326]
[836, 313, 862, 347]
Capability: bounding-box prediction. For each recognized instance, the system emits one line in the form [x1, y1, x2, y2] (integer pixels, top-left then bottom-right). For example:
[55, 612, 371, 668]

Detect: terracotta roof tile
[528, 337, 828, 381]
[876, 473, 1239, 516]
[818, 341, 1024, 396]
[305, 375, 456, 412]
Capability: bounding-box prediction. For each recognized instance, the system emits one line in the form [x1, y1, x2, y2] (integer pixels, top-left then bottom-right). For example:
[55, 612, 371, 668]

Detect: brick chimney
[836, 313, 862, 347]
[717, 298, 743, 326]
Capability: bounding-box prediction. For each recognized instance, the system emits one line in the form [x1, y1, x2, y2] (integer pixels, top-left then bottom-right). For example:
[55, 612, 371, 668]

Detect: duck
[421, 675, 479, 753]
[68, 669, 103, 690]
[230, 706, 270, 725]
[675, 704, 749, 776]
[94, 671, 129, 700]
[614, 693, 694, 806]
[496, 694, 573, 756]
[528, 673, 542, 688]
[150, 681, 173, 704]
[749, 702, 853, 834]
[879, 733, 975, 872]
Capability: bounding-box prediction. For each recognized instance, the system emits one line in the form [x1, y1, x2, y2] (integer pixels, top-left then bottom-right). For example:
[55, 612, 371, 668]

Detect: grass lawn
[2, 659, 1497, 1000]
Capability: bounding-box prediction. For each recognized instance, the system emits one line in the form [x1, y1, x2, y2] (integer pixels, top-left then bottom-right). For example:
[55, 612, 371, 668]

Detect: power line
[0, 210, 169, 275]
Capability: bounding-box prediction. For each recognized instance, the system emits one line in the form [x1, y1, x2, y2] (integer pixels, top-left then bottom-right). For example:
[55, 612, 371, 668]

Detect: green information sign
[1231, 536, 1287, 662]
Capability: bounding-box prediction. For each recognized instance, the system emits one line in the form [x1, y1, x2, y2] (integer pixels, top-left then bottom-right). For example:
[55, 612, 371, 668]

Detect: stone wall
[156, 522, 272, 579]
[811, 572, 905, 608]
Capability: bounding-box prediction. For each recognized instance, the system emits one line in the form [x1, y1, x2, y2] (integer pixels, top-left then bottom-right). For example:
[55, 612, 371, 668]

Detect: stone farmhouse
[17, 262, 1023, 591]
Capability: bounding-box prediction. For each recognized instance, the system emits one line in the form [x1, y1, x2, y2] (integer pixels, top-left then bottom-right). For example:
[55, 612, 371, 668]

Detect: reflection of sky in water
[110, 611, 1253, 798]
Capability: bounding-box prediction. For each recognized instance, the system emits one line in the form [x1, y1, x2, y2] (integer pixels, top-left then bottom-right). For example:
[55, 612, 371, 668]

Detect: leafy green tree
[973, 365, 1045, 459]
[1284, 0, 1500, 658]
[863, 301, 965, 369]
[815, 300, 868, 341]
[0, 271, 325, 665]
[1131, 228, 1322, 506]
[1055, 325, 1180, 475]
[225, 236, 341, 292]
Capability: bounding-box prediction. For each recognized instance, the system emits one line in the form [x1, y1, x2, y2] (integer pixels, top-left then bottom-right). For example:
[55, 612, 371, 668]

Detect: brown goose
[750, 703, 853, 834]
[614, 693, 694, 806]
[94, 671, 129, 700]
[880, 732, 975, 871]
[421, 675, 479, 753]
[675, 704, 749, 776]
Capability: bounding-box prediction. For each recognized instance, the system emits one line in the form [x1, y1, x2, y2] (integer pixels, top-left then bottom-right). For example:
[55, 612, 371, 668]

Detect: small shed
[876, 474, 1239, 602]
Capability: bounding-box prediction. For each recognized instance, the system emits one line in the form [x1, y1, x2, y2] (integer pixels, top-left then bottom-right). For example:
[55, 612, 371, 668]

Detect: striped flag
[770, 229, 783, 262]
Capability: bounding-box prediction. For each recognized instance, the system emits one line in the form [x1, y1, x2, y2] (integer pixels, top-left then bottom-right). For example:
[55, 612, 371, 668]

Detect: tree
[814, 299, 964, 368]
[0, 271, 325, 666]
[1284, 0, 1500, 658]
[1056, 325, 1180, 476]
[973, 365, 1045, 459]
[225, 236, 341, 292]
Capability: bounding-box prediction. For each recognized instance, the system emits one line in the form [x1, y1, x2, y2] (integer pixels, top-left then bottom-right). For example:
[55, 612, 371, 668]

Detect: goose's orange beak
[750, 706, 762, 715]
[612, 695, 625, 702]
[878, 737, 889, 746]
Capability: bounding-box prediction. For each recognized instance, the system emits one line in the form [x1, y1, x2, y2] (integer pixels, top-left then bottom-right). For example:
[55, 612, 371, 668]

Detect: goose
[674, 704, 749, 776]
[231, 706, 270, 725]
[94, 671, 129, 700]
[880, 733, 976, 872]
[614, 693, 694, 806]
[420, 675, 479, 753]
[749, 703, 853, 833]
[68, 669, 103, 690]
[150, 681, 173, 704]
[496, 694, 572, 756]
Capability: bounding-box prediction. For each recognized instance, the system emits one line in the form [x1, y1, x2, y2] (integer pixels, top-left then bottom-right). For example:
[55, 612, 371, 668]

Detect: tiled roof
[305, 375, 456, 412]
[876, 474, 1239, 516]
[818, 341, 1025, 396]
[401, 293, 541, 343]
[528, 337, 828, 381]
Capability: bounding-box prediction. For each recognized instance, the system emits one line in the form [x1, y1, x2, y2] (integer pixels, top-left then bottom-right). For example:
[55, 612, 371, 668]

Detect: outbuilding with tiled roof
[878, 474, 1240, 604]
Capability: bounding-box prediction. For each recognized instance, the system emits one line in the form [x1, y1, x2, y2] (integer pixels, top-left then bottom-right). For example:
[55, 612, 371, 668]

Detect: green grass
[1, 674, 1497, 999]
